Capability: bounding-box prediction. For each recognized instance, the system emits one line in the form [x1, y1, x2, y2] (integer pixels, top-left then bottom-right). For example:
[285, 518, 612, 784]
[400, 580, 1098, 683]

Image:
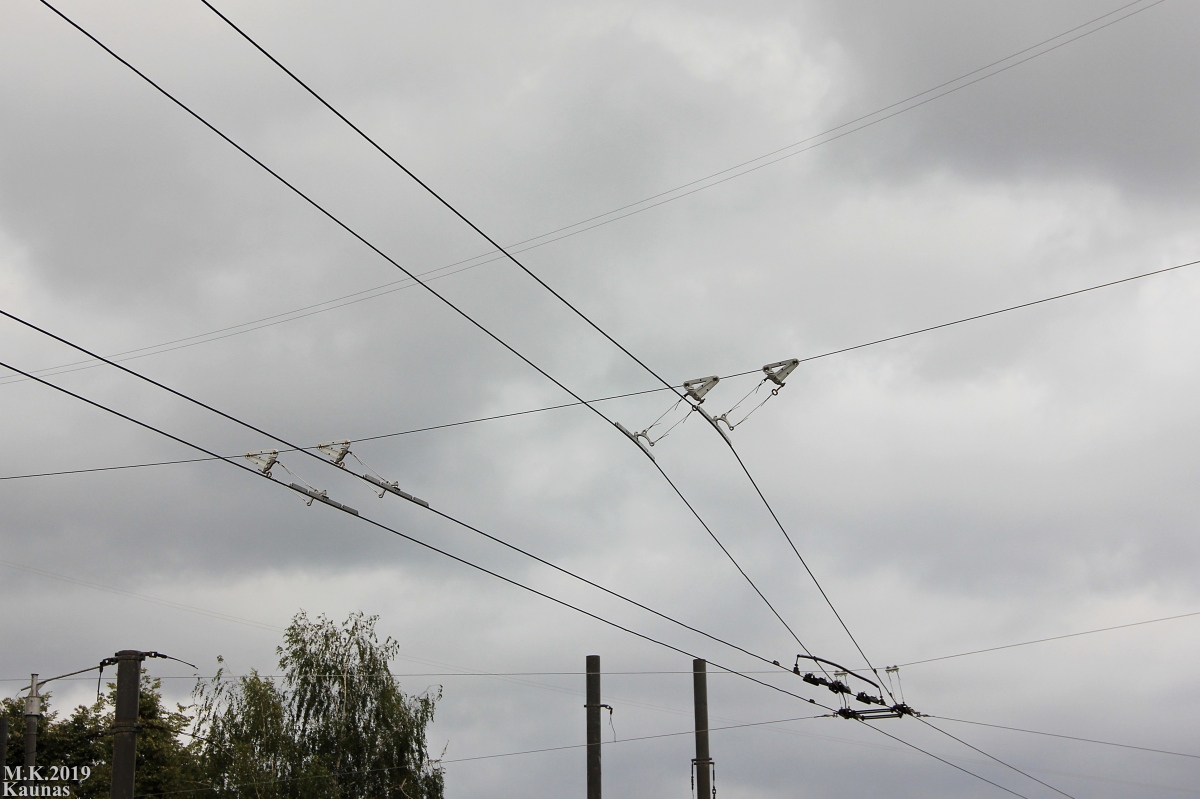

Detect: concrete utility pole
[693, 659, 713, 799]
[586, 655, 601, 799]
[23, 674, 40, 770]
[110, 651, 145, 799]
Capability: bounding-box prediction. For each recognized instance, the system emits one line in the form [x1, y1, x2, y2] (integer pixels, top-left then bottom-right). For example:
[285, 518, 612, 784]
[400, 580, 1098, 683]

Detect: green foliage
[192, 611, 444, 799]
[2, 679, 201, 798]
[2, 612, 444, 798]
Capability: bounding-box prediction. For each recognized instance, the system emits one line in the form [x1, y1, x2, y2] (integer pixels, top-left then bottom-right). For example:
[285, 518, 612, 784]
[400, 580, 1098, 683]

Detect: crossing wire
[36, 0, 823, 668]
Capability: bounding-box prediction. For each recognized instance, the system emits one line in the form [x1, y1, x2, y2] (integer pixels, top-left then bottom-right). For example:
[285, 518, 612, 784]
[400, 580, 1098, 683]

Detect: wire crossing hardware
[317, 440, 351, 466]
[244, 450, 278, 476]
[683, 375, 719, 404]
[763, 358, 799, 386]
[315, 438, 429, 507]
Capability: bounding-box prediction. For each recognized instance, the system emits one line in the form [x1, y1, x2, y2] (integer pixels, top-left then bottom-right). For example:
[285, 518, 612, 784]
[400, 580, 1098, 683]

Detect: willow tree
[193, 612, 444, 799]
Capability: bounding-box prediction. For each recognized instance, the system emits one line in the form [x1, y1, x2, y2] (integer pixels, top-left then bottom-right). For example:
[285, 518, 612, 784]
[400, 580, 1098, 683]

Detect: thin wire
[0, 310, 807, 678]
[898, 607, 1200, 666]
[134, 715, 828, 797]
[0, 355, 837, 718]
[918, 717, 1078, 799]
[8, 249, 1200, 481]
[933, 716, 1200, 760]
[0, 381, 682, 481]
[646, 402, 692, 445]
[441, 713, 828, 764]
[713, 378, 767, 429]
[35, 2, 815, 662]
[859, 722, 1032, 799]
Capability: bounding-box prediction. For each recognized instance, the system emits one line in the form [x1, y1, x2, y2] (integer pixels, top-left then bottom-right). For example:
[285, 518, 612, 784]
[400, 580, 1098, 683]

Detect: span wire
[917, 717, 1078, 799]
[859, 721, 1033, 799]
[133, 715, 831, 797]
[932, 716, 1200, 761]
[897, 605, 1200, 667]
[9, 255, 1200, 479]
[34, 2, 822, 666]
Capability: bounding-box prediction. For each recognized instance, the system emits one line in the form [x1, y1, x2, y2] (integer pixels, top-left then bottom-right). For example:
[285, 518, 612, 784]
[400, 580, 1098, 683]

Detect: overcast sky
[3, 1, 1199, 796]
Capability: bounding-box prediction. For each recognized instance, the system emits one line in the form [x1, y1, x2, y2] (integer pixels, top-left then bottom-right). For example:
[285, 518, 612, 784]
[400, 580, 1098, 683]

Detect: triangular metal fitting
[244, 450, 278, 476]
[762, 359, 799, 386]
[683, 375, 719, 404]
[317, 440, 351, 466]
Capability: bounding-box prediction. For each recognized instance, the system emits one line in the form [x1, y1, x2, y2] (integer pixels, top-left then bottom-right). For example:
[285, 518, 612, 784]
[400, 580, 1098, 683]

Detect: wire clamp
[695, 405, 732, 445]
[362, 473, 430, 507]
[288, 482, 359, 515]
[762, 358, 798, 387]
[683, 375, 719, 404]
[614, 422, 655, 461]
[317, 440, 351, 466]
[244, 450, 278, 476]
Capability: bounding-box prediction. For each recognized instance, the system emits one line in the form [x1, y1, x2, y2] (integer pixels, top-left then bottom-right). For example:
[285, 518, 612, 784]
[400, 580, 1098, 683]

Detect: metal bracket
[244, 450, 278, 476]
[762, 358, 799, 387]
[683, 375, 719, 404]
[694, 405, 732, 445]
[362, 473, 430, 507]
[317, 440, 351, 466]
[836, 703, 918, 721]
[288, 482, 359, 515]
[615, 422, 655, 461]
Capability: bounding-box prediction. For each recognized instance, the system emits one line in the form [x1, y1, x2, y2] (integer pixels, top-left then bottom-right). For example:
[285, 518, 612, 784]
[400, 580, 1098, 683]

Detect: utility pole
[693, 659, 713, 799]
[1, 716, 8, 770]
[586, 654, 601, 799]
[110, 651, 145, 799]
[23, 674, 40, 771]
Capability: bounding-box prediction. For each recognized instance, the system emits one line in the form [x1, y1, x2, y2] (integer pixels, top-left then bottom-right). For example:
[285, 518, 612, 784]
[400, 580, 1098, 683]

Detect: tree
[2, 679, 200, 798]
[192, 611, 444, 799]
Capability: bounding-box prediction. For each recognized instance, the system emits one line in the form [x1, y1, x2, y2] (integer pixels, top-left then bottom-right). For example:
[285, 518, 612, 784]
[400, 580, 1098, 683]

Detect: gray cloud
[2, 1, 1199, 796]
